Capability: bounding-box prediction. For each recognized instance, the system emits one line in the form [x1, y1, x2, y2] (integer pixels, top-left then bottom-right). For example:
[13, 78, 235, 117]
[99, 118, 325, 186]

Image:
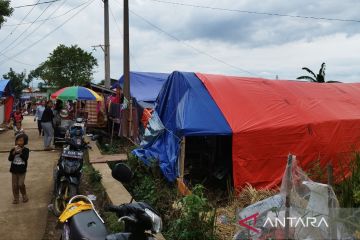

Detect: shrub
[166, 185, 217, 240]
[336, 153, 360, 207]
[133, 175, 158, 206]
[103, 212, 124, 233]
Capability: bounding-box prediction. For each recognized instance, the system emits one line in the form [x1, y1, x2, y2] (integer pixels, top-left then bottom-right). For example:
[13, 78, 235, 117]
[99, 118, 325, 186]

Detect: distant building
[21, 87, 47, 101]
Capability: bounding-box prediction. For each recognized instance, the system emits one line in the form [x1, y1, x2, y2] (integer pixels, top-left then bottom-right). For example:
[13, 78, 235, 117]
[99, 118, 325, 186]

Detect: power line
[2, 1, 89, 27]
[0, 0, 40, 44]
[0, 0, 95, 66]
[129, 9, 258, 76]
[0, 0, 88, 65]
[1, 0, 68, 56]
[0, 1, 54, 55]
[13, 0, 61, 9]
[148, 0, 360, 23]
[108, 3, 140, 69]
[0, 54, 35, 66]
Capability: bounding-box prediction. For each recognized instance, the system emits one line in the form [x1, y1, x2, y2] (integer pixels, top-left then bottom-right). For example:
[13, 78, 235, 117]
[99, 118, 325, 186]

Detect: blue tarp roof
[134, 71, 231, 181]
[118, 72, 169, 102]
[0, 80, 11, 97]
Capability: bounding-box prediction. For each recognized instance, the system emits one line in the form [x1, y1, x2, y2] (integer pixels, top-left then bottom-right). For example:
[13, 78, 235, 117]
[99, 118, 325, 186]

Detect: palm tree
[297, 63, 326, 83]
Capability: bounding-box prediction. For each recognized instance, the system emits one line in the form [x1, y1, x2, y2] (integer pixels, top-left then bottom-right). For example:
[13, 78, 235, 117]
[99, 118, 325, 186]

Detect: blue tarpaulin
[118, 72, 169, 102]
[134, 71, 231, 181]
[0, 80, 11, 97]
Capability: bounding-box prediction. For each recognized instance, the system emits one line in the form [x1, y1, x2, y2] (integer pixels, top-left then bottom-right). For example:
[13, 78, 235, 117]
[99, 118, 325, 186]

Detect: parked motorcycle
[59, 163, 162, 240]
[67, 117, 87, 138]
[53, 134, 91, 216]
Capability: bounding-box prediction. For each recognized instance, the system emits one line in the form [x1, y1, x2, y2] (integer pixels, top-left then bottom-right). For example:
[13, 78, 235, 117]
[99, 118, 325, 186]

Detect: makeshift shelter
[0, 80, 14, 124]
[115, 72, 169, 142]
[135, 71, 360, 190]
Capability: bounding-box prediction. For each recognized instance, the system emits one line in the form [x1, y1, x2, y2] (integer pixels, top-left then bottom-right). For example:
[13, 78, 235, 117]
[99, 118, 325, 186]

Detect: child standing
[8, 133, 29, 204]
[13, 121, 24, 136]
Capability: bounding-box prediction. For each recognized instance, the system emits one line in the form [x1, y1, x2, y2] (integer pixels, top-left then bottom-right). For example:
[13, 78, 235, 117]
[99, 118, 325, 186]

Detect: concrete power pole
[104, 0, 111, 89]
[123, 0, 132, 137]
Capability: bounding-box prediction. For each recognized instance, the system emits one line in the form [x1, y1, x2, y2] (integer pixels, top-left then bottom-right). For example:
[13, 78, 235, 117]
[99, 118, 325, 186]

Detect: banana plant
[297, 63, 342, 83]
[297, 63, 326, 83]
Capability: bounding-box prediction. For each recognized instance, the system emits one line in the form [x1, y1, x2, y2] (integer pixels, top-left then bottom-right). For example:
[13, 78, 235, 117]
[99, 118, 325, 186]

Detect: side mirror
[111, 163, 133, 184]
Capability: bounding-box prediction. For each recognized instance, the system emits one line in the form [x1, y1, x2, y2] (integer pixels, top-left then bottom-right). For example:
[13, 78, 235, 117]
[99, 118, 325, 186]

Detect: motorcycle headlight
[76, 138, 82, 145]
[145, 208, 162, 233]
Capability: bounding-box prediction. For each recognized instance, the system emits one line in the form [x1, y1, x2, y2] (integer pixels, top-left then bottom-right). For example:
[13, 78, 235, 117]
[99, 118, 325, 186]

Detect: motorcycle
[59, 163, 162, 240]
[53, 132, 91, 216]
[68, 117, 87, 137]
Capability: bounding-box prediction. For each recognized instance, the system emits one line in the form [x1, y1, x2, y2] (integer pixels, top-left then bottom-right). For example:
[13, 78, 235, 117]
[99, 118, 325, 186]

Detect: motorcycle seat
[69, 209, 108, 240]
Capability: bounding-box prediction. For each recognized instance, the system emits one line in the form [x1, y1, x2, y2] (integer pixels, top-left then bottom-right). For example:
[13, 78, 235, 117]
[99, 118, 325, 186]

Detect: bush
[103, 212, 124, 233]
[166, 185, 217, 240]
[336, 153, 360, 207]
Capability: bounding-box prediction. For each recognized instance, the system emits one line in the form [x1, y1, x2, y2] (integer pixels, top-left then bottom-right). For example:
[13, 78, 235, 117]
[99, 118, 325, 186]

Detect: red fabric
[196, 73, 360, 189]
[13, 111, 23, 123]
[4, 96, 14, 123]
[141, 108, 154, 128]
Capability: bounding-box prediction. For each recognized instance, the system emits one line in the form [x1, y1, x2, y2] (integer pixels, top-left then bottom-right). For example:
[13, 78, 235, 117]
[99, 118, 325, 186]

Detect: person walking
[13, 121, 24, 136]
[34, 100, 45, 136]
[12, 107, 23, 125]
[8, 133, 29, 204]
[53, 100, 63, 141]
[41, 100, 54, 150]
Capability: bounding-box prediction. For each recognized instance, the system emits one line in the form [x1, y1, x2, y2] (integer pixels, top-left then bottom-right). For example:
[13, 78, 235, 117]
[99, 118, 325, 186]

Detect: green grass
[335, 153, 360, 208]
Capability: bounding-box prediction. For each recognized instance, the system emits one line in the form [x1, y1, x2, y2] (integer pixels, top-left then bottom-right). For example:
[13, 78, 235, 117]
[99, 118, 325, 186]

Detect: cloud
[0, 0, 359, 85]
[131, 0, 360, 47]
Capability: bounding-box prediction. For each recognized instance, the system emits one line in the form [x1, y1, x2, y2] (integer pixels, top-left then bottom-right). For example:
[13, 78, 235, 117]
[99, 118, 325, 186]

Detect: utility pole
[104, 0, 111, 89]
[123, 0, 132, 137]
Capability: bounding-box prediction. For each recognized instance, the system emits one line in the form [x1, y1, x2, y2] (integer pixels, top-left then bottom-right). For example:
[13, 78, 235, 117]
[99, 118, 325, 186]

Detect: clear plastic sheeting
[139, 111, 165, 147]
[234, 155, 353, 240]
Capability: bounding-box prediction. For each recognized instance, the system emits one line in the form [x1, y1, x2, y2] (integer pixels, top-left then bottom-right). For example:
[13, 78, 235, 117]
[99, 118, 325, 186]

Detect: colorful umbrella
[51, 86, 103, 101]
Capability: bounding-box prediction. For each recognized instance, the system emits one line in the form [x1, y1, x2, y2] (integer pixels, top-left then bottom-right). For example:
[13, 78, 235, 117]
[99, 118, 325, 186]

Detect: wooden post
[110, 119, 114, 145]
[284, 154, 294, 240]
[177, 137, 190, 195]
[179, 137, 186, 179]
[129, 98, 133, 138]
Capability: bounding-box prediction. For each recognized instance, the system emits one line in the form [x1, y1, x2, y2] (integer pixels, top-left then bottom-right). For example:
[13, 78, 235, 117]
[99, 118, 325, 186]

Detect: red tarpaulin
[197, 73, 360, 189]
[4, 96, 14, 123]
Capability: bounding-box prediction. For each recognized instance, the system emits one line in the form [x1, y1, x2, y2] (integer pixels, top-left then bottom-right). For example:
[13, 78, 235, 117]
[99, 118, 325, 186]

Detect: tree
[2, 68, 26, 98]
[38, 82, 46, 92]
[297, 63, 326, 83]
[0, 0, 13, 28]
[24, 73, 33, 87]
[297, 63, 341, 83]
[32, 44, 98, 88]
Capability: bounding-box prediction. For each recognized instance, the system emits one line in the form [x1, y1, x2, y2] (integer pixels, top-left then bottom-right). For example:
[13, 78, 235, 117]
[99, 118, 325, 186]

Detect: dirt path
[0, 116, 59, 240]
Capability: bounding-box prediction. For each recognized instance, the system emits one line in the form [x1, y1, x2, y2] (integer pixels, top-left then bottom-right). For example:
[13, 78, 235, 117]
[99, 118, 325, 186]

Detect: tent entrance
[183, 135, 232, 190]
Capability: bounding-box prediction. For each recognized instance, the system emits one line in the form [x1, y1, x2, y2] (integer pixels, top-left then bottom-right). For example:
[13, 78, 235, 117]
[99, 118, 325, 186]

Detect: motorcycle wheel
[53, 182, 69, 216]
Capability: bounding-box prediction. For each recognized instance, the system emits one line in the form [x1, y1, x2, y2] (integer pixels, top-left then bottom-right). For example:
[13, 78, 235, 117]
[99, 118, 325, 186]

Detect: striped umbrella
[51, 86, 103, 101]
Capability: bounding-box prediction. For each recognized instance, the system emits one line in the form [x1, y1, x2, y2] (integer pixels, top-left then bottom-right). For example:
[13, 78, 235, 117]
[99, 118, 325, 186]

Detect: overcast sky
[0, 0, 360, 86]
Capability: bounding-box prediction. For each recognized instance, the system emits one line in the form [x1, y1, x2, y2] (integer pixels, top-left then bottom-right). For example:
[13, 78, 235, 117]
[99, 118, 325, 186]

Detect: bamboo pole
[284, 154, 294, 240]
[179, 137, 186, 179]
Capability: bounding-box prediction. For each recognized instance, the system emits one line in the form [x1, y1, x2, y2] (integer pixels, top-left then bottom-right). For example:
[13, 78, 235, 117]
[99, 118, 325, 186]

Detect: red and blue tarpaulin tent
[134, 71, 360, 190]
